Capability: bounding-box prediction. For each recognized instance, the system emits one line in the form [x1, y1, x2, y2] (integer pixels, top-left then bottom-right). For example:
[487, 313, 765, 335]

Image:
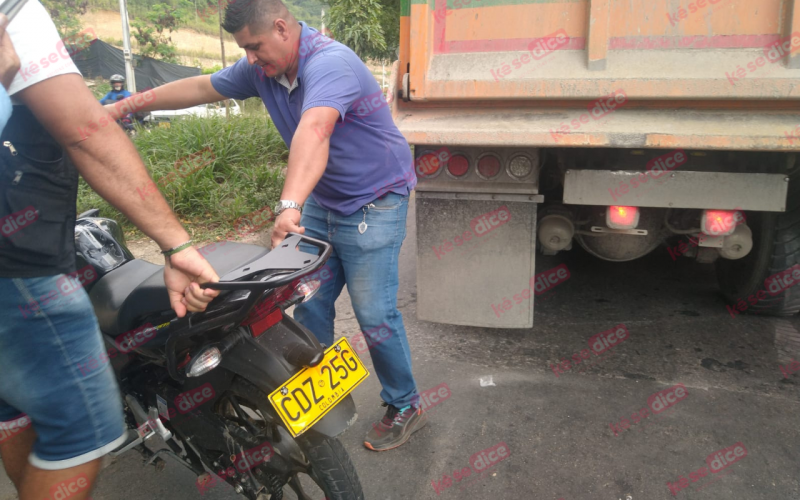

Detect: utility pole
[119, 0, 136, 92]
[218, 0, 229, 117]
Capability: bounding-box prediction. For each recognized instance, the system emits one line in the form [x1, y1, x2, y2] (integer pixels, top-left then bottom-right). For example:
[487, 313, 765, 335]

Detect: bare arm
[105, 75, 225, 119]
[0, 15, 19, 90]
[17, 73, 219, 316]
[270, 107, 337, 248]
[20, 74, 194, 249]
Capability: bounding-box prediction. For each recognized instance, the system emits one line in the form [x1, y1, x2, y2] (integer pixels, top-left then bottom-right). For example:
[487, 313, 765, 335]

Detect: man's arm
[105, 75, 225, 119]
[0, 15, 17, 91]
[17, 73, 220, 316]
[270, 107, 339, 248]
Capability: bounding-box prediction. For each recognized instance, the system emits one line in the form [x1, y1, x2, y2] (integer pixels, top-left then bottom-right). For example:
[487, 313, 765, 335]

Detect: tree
[327, 0, 400, 63]
[40, 0, 89, 39]
[131, 1, 192, 63]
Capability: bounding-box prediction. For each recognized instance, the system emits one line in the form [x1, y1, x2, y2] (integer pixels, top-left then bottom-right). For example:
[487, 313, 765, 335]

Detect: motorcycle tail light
[243, 278, 323, 339]
[245, 308, 283, 338]
[702, 209, 744, 236]
[187, 347, 222, 377]
[607, 206, 639, 229]
[292, 279, 321, 303]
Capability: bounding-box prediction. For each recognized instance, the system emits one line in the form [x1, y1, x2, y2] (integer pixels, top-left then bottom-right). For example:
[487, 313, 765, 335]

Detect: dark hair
[222, 0, 293, 34]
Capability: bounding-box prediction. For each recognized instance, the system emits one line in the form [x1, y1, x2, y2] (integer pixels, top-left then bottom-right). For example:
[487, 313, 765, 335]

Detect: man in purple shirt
[107, 0, 426, 451]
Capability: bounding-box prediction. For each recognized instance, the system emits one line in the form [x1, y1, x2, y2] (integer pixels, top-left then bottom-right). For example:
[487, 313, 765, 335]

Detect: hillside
[81, 0, 328, 69]
[80, 9, 388, 82]
[81, 9, 246, 68]
[85, 0, 325, 35]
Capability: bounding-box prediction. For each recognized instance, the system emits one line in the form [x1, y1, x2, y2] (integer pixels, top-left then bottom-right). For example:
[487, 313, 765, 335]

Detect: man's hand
[0, 14, 20, 90]
[164, 246, 221, 317]
[271, 209, 304, 249]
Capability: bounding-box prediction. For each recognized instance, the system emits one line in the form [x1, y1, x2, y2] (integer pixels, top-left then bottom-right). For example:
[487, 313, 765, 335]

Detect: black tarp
[69, 39, 202, 91]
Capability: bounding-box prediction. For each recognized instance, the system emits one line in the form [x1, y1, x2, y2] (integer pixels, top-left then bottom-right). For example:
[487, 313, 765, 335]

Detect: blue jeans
[0, 276, 126, 469]
[294, 193, 419, 408]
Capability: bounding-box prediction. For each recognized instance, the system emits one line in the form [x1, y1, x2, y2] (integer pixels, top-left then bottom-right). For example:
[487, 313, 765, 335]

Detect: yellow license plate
[159, 122, 171, 128]
[268, 337, 369, 437]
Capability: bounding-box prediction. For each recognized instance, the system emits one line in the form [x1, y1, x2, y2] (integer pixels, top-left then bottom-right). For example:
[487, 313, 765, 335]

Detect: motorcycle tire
[716, 170, 800, 316]
[216, 378, 365, 500]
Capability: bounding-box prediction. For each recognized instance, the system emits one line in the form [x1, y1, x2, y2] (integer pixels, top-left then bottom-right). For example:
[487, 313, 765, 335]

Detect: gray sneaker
[364, 403, 428, 451]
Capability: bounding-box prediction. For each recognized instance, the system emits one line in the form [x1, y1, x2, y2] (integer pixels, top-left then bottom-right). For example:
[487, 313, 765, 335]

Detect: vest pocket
[0, 187, 70, 263]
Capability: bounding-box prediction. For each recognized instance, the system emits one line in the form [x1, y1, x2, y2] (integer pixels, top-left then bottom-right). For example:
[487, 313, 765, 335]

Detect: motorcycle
[111, 95, 143, 136]
[74, 210, 366, 500]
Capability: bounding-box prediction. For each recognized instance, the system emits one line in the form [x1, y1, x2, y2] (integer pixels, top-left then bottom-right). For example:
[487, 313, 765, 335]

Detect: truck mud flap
[416, 193, 539, 328]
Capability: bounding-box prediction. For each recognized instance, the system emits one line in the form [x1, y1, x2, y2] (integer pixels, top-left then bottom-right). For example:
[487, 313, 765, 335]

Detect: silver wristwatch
[274, 200, 302, 216]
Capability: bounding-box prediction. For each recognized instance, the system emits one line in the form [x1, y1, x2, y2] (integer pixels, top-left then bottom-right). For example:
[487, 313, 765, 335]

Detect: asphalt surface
[2, 195, 799, 500]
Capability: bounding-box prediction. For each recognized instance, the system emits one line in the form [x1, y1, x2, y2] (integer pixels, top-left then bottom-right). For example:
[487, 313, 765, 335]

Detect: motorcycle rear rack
[163, 233, 332, 382]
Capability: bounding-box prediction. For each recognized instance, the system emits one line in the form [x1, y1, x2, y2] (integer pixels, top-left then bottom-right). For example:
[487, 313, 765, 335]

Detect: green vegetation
[90, 79, 112, 99]
[41, 0, 90, 38]
[85, 0, 326, 33]
[201, 64, 223, 75]
[327, 0, 399, 62]
[131, 1, 194, 63]
[77, 115, 287, 241]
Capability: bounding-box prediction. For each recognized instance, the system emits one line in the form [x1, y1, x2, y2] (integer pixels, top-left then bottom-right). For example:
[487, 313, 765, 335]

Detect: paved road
[2, 196, 799, 500]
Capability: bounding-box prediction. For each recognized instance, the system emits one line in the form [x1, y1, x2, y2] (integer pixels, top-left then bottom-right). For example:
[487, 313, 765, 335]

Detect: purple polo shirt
[210, 22, 415, 216]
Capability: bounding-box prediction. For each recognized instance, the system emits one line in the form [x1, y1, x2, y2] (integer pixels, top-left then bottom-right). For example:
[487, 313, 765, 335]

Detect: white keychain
[359, 207, 368, 234]
[359, 204, 375, 234]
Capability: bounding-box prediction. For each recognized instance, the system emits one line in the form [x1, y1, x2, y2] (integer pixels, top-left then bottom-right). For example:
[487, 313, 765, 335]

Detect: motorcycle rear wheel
[214, 378, 364, 500]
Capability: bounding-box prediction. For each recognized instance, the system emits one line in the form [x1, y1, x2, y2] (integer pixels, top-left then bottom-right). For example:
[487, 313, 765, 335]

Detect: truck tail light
[607, 206, 639, 229]
[447, 154, 469, 177]
[701, 209, 744, 236]
[508, 155, 533, 178]
[416, 152, 443, 177]
[477, 154, 501, 179]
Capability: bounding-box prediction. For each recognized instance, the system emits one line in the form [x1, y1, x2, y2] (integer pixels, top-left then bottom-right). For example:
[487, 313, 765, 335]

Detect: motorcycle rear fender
[218, 313, 358, 438]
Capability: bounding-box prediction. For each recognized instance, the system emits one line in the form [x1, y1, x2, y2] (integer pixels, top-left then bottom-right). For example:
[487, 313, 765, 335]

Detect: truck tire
[716, 179, 800, 316]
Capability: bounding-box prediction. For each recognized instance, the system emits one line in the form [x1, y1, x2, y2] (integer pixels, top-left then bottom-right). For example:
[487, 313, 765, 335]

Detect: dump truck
[388, 0, 800, 328]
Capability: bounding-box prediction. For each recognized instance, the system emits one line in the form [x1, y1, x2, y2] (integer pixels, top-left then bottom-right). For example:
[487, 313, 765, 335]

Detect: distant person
[0, 13, 19, 134]
[106, 0, 426, 452]
[99, 73, 131, 104]
[0, 2, 220, 500]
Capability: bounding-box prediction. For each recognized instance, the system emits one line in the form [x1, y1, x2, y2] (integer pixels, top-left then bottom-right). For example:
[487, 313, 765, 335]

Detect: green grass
[77, 114, 287, 242]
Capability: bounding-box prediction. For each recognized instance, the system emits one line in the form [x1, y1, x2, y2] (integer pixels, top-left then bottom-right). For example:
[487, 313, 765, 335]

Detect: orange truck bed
[393, 0, 800, 150]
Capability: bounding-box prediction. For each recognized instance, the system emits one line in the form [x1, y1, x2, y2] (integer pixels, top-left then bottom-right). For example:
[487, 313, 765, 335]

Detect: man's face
[234, 22, 296, 78]
[113, 83, 123, 91]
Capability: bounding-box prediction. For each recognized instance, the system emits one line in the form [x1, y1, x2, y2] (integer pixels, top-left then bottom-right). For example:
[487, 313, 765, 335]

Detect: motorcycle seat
[90, 242, 270, 336]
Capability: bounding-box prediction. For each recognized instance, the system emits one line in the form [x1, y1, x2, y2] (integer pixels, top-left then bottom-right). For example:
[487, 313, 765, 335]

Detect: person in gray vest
[0, 3, 219, 500]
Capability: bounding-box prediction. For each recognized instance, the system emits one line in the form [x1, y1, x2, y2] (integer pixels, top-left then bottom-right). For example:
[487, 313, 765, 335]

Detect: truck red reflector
[416, 152, 443, 177]
[607, 206, 639, 229]
[447, 154, 469, 177]
[246, 308, 283, 338]
[702, 209, 743, 236]
[477, 154, 501, 179]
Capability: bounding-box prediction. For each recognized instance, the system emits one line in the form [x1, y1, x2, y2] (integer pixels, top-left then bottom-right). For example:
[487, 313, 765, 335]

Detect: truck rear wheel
[716, 180, 800, 316]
